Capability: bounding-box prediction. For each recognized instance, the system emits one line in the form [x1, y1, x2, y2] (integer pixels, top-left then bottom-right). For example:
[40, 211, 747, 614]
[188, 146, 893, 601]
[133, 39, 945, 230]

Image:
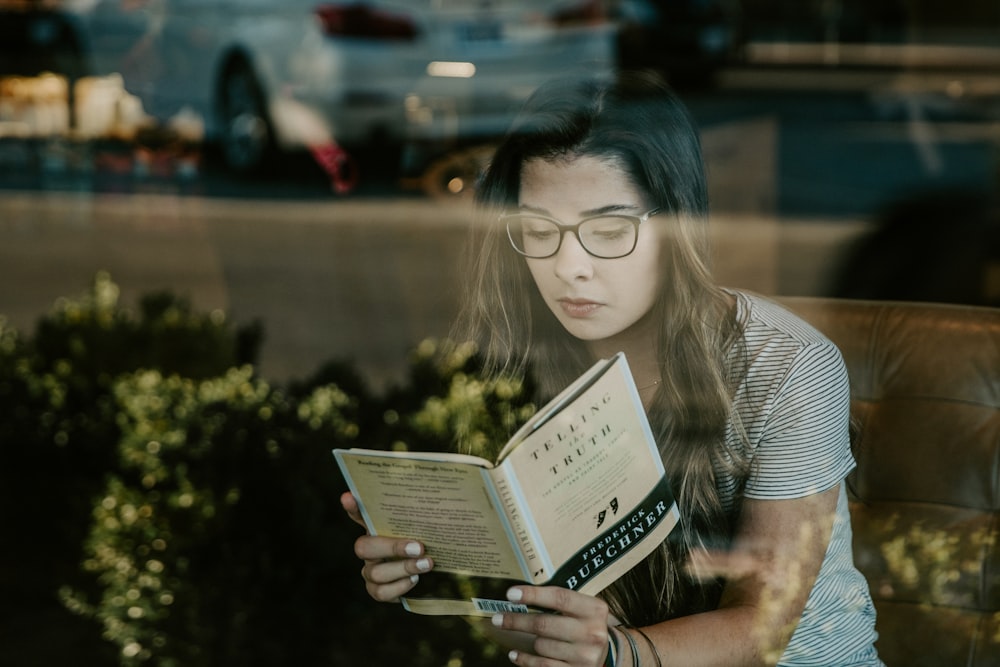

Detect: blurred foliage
[376, 338, 538, 460]
[877, 517, 996, 607]
[0, 273, 537, 666]
[0, 271, 261, 666]
[62, 366, 363, 666]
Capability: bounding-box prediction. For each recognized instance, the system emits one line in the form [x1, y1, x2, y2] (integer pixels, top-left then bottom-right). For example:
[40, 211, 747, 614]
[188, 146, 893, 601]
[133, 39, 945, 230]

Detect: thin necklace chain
[637, 379, 661, 391]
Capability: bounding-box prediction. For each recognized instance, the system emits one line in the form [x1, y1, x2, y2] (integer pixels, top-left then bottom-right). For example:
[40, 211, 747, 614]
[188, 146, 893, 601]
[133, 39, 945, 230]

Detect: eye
[521, 219, 558, 239]
[586, 217, 632, 239]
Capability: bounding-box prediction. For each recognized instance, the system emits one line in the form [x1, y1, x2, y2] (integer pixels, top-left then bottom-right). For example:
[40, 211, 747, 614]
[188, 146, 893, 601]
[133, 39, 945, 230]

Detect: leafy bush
[0, 272, 261, 666]
[62, 367, 362, 666]
[1, 274, 539, 666]
[376, 338, 537, 460]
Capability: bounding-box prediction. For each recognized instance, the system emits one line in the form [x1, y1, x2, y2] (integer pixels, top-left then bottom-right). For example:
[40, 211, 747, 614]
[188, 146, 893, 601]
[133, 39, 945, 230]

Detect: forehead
[518, 155, 644, 211]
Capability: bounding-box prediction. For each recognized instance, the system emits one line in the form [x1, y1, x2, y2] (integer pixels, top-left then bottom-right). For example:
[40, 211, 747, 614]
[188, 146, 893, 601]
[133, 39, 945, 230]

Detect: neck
[586, 308, 659, 358]
[585, 320, 660, 397]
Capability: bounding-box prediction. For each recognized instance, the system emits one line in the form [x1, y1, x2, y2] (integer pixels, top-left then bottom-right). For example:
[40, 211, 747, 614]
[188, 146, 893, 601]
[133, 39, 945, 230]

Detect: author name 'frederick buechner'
[563, 499, 672, 590]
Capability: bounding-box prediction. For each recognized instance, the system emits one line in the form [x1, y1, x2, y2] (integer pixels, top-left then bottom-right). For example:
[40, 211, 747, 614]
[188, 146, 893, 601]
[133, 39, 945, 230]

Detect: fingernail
[507, 587, 523, 602]
[508, 649, 518, 663]
[405, 542, 421, 557]
[491, 613, 503, 627]
[415, 558, 431, 572]
[409, 574, 419, 584]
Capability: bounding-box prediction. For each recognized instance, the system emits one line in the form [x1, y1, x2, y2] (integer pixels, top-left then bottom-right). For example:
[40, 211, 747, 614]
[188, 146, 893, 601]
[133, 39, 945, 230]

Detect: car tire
[218, 61, 275, 176]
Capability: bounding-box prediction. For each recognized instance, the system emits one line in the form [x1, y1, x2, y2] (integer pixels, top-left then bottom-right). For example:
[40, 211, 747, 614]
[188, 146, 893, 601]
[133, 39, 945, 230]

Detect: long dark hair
[453, 73, 750, 625]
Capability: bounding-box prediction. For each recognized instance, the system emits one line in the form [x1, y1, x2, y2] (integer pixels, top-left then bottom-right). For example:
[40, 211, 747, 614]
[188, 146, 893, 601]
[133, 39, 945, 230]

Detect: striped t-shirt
[717, 291, 883, 666]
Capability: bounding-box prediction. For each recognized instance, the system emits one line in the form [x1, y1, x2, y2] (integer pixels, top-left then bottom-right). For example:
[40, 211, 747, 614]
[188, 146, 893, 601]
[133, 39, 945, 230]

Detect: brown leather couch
[778, 297, 1000, 666]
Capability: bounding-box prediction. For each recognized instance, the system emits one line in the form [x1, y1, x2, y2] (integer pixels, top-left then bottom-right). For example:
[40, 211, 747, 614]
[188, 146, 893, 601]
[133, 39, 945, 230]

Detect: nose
[552, 230, 594, 282]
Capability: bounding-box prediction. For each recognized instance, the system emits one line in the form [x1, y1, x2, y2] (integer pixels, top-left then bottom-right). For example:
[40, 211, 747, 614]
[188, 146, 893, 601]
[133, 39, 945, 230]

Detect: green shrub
[0, 273, 262, 666]
[2, 274, 539, 667]
[377, 338, 537, 460]
[62, 367, 363, 666]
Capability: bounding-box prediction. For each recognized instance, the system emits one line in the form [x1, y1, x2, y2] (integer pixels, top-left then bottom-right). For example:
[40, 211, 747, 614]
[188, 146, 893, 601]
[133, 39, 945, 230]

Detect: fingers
[354, 534, 425, 561]
[508, 585, 610, 621]
[339, 493, 435, 605]
[363, 568, 423, 604]
[339, 491, 366, 529]
[357, 538, 433, 583]
[360, 552, 433, 602]
[491, 586, 610, 666]
[353, 534, 434, 603]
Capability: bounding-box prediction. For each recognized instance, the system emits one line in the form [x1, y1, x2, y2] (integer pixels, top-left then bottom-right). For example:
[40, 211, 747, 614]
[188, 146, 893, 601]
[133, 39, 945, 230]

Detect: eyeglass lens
[508, 215, 638, 258]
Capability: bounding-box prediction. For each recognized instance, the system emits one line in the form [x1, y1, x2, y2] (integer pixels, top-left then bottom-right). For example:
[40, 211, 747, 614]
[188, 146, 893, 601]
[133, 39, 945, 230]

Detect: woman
[341, 74, 882, 666]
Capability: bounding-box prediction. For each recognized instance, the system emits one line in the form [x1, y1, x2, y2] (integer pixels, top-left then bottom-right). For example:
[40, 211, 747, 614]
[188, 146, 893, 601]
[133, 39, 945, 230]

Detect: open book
[334, 352, 678, 616]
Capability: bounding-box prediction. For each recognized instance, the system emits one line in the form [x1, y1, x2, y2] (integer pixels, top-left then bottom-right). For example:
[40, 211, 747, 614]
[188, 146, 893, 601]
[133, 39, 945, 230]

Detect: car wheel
[219, 62, 274, 176]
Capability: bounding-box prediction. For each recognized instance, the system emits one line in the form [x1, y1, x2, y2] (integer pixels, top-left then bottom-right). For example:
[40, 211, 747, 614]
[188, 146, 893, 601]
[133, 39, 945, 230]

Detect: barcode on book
[472, 598, 529, 614]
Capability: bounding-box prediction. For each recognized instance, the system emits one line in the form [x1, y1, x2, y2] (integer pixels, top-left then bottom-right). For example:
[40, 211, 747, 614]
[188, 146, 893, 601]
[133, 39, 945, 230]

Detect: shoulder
[724, 293, 855, 499]
[732, 290, 833, 350]
[729, 290, 846, 388]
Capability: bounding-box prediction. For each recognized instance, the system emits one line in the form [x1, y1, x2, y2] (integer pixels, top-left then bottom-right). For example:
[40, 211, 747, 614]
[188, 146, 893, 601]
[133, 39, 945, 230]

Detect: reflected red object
[313, 3, 418, 40]
[309, 142, 358, 194]
[551, 0, 607, 26]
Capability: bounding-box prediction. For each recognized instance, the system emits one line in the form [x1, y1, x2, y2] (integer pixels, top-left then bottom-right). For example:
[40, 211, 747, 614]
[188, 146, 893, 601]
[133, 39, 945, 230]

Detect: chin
[560, 322, 611, 342]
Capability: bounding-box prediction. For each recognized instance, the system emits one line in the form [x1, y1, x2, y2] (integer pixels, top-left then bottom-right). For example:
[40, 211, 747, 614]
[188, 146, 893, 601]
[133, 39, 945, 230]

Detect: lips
[558, 298, 602, 318]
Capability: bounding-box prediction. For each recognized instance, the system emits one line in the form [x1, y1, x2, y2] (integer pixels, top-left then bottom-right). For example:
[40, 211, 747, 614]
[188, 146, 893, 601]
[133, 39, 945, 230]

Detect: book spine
[489, 466, 546, 582]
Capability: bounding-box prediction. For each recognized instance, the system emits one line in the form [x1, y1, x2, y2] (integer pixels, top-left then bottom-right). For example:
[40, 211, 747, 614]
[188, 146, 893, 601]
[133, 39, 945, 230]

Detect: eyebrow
[517, 203, 643, 218]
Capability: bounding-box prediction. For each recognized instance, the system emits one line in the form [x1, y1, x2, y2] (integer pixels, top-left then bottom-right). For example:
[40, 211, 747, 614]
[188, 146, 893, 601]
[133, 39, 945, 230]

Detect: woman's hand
[339, 491, 434, 603]
[488, 585, 612, 667]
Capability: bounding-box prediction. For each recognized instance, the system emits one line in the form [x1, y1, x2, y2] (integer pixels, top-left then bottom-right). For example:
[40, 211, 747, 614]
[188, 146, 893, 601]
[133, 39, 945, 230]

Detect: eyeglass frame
[501, 207, 662, 259]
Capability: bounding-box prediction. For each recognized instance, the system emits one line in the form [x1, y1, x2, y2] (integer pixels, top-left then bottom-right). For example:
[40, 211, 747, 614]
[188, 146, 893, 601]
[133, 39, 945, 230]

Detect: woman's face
[518, 154, 663, 357]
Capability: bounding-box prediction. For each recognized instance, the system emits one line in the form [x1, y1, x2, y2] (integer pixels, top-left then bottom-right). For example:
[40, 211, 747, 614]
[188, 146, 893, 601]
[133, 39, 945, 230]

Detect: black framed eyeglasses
[502, 208, 661, 259]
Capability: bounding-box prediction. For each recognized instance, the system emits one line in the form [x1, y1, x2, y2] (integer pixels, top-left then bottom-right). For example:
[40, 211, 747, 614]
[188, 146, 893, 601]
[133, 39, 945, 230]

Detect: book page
[500, 353, 677, 593]
[336, 450, 526, 579]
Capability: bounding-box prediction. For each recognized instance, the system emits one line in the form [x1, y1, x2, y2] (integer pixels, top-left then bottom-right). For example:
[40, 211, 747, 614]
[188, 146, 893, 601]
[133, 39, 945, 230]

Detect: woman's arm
[493, 483, 839, 667]
[637, 485, 839, 666]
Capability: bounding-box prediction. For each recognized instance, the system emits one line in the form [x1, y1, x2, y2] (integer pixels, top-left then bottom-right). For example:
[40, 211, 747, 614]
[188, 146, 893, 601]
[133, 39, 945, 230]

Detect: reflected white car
[81, 0, 616, 176]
